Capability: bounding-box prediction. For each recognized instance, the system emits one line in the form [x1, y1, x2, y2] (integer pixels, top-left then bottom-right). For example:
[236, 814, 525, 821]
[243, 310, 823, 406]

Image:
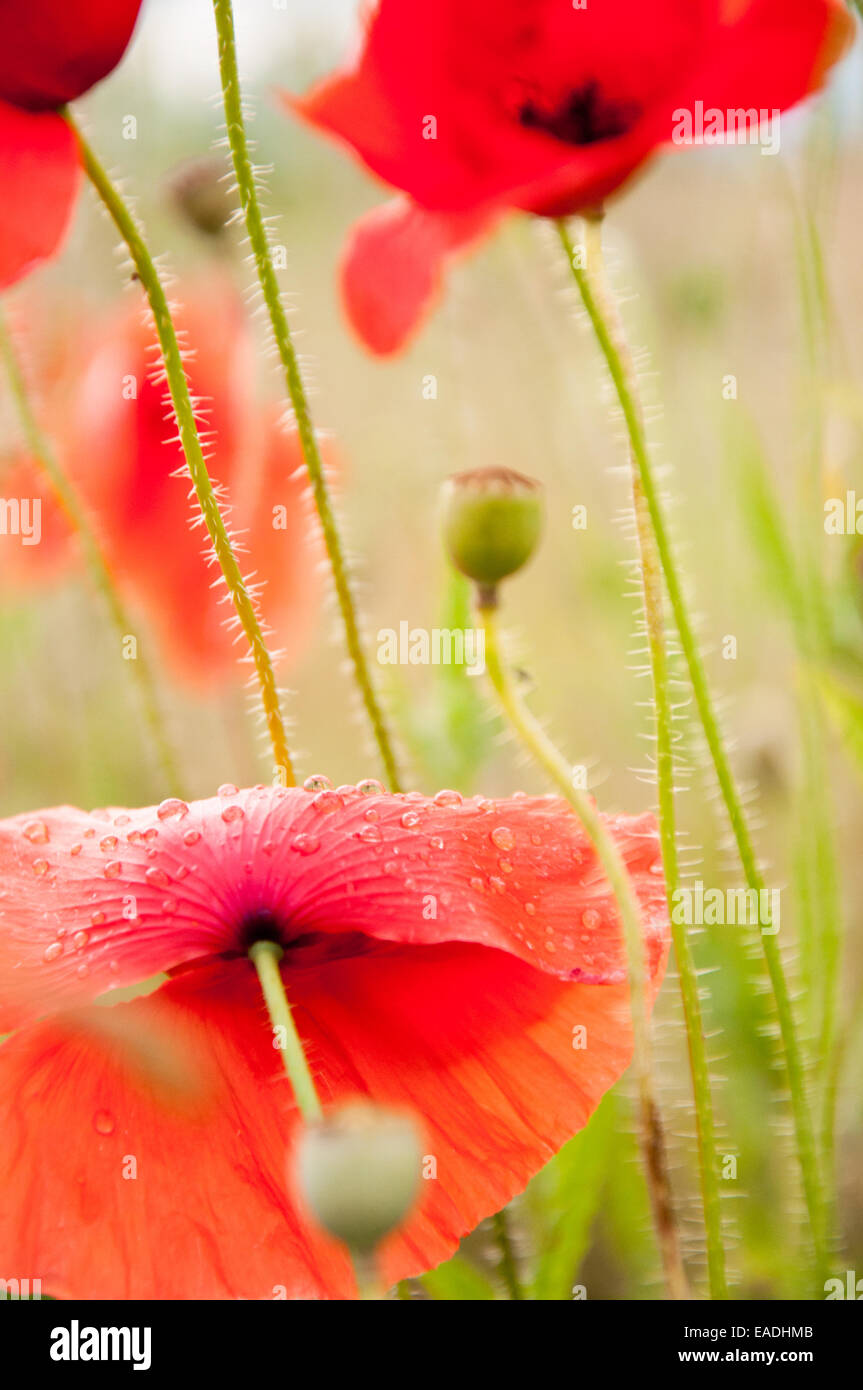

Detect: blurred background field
[1, 0, 863, 1297]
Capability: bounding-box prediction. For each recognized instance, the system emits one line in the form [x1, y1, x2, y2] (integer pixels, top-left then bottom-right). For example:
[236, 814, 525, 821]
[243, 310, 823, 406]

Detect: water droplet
[221, 805, 244, 824]
[183, 828, 201, 846]
[76, 962, 90, 979]
[582, 908, 601, 929]
[175, 864, 189, 881]
[490, 826, 515, 852]
[218, 783, 239, 798]
[109, 959, 120, 974]
[70, 843, 82, 856]
[489, 876, 506, 894]
[93, 1110, 115, 1136]
[525, 902, 536, 916]
[291, 833, 320, 856]
[113, 814, 131, 827]
[43, 941, 62, 963]
[23, 820, 49, 844]
[363, 807, 379, 822]
[142, 828, 158, 843]
[312, 790, 342, 815]
[498, 858, 513, 874]
[99, 835, 119, 853]
[356, 778, 385, 796]
[157, 798, 190, 821]
[73, 930, 89, 950]
[429, 835, 444, 851]
[90, 911, 105, 927]
[83, 828, 96, 839]
[145, 866, 170, 888]
[649, 860, 664, 876]
[433, 789, 463, 808]
[303, 774, 333, 793]
[383, 860, 400, 876]
[544, 939, 557, 953]
[32, 858, 50, 877]
[161, 898, 176, 915]
[470, 876, 485, 893]
[400, 811, 420, 829]
[104, 861, 122, 880]
[356, 824, 383, 843]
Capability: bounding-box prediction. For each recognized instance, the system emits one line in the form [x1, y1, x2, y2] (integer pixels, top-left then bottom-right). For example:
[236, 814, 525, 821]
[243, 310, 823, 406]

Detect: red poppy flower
[287, 0, 854, 354]
[0, 0, 144, 288]
[2, 280, 326, 687]
[0, 780, 669, 1298]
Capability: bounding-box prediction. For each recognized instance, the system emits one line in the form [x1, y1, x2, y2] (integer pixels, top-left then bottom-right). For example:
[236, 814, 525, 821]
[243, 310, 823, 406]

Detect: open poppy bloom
[0, 780, 669, 1298]
[0, 0, 144, 287]
[2, 280, 325, 687]
[288, 0, 854, 354]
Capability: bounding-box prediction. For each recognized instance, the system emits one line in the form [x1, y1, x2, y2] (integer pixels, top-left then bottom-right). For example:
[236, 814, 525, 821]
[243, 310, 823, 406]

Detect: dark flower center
[519, 79, 639, 147]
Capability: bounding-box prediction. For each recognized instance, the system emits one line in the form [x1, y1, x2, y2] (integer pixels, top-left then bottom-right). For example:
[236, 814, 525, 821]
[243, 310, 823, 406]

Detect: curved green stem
[0, 306, 185, 795]
[557, 216, 828, 1284]
[210, 0, 402, 792]
[582, 218, 726, 1298]
[479, 601, 688, 1300]
[67, 111, 296, 787]
[492, 1209, 524, 1301]
[248, 940, 322, 1123]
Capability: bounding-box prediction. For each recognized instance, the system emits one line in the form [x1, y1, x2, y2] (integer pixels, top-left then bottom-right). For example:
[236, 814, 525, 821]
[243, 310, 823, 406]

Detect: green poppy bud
[441, 466, 543, 593]
[297, 1102, 422, 1254]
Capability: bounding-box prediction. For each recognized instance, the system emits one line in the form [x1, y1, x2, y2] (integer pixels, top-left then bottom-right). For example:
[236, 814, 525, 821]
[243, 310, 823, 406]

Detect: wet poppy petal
[0, 101, 79, 289]
[0, 935, 664, 1298]
[341, 198, 497, 354]
[0, 786, 667, 1032]
[0, 0, 144, 110]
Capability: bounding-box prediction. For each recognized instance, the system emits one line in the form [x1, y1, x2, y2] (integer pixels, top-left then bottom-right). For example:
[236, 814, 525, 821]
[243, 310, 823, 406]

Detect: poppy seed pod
[297, 1102, 423, 1254]
[441, 466, 543, 591]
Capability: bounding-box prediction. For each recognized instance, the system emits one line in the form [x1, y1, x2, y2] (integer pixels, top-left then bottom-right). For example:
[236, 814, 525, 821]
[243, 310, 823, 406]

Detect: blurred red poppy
[0, 0, 144, 287]
[2, 280, 326, 687]
[288, 0, 853, 354]
[0, 780, 669, 1298]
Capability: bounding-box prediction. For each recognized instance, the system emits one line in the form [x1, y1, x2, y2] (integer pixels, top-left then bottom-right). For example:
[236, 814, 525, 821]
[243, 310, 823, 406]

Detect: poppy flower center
[518, 79, 639, 147]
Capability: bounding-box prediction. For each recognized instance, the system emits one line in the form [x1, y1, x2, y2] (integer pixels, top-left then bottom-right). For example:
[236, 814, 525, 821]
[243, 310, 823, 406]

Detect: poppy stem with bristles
[478, 599, 689, 1301]
[0, 305, 186, 798]
[210, 0, 403, 793]
[248, 940, 322, 1124]
[66, 110, 297, 790]
[556, 213, 828, 1286]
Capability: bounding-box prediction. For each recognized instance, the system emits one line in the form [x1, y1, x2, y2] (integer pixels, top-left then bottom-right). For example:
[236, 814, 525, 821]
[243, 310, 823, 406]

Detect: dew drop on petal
[183, 829, 201, 846]
[145, 866, 170, 888]
[498, 858, 513, 874]
[90, 911, 105, 927]
[32, 858, 50, 877]
[99, 836, 119, 853]
[433, 789, 462, 808]
[489, 876, 506, 894]
[174, 864, 189, 881]
[113, 814, 131, 827]
[357, 824, 383, 843]
[291, 833, 320, 856]
[221, 805, 244, 824]
[356, 778, 385, 797]
[161, 898, 176, 915]
[142, 828, 158, 843]
[429, 835, 445, 851]
[157, 798, 190, 821]
[104, 861, 122, 880]
[490, 826, 515, 852]
[70, 843, 82, 856]
[218, 783, 239, 798]
[525, 902, 536, 916]
[582, 908, 601, 929]
[303, 774, 332, 793]
[312, 790, 342, 815]
[73, 930, 89, 950]
[93, 1110, 115, 1136]
[400, 811, 420, 829]
[470, 876, 485, 893]
[43, 941, 62, 962]
[23, 820, 49, 844]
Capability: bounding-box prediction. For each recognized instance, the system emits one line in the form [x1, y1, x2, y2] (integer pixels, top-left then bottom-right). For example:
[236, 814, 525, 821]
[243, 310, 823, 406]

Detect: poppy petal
[0, 101, 78, 289]
[0, 934, 664, 1298]
[0, 0, 144, 111]
[341, 198, 497, 354]
[0, 785, 667, 1032]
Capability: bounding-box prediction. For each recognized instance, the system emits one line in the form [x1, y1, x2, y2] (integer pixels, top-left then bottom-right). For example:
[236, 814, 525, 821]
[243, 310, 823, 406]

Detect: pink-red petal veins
[0, 0, 144, 111]
[0, 936, 665, 1298]
[0, 784, 668, 1032]
[0, 101, 79, 289]
[341, 199, 498, 355]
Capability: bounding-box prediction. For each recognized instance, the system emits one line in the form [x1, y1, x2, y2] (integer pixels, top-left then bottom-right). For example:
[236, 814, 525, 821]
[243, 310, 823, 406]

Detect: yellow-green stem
[479, 601, 688, 1300]
[67, 111, 295, 787]
[557, 215, 828, 1285]
[210, 0, 402, 792]
[581, 217, 727, 1299]
[0, 306, 184, 795]
[248, 940, 322, 1123]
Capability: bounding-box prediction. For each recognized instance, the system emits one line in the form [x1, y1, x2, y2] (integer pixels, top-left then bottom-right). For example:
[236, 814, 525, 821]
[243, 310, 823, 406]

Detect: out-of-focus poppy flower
[0, 0, 144, 288]
[287, 0, 853, 354]
[0, 779, 669, 1298]
[2, 279, 325, 687]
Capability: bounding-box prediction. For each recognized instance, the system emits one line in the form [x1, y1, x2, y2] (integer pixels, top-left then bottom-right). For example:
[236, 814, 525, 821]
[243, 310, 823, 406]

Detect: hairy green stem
[248, 940, 322, 1122]
[557, 216, 828, 1284]
[479, 601, 688, 1300]
[583, 218, 726, 1299]
[67, 112, 295, 787]
[0, 306, 185, 794]
[210, 0, 402, 791]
